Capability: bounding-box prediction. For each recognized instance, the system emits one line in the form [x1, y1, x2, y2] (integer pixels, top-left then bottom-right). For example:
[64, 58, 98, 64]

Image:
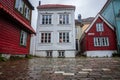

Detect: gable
[85, 14, 114, 33]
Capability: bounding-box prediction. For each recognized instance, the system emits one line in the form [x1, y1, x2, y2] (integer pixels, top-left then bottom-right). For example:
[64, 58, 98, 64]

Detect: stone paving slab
[0, 58, 120, 80]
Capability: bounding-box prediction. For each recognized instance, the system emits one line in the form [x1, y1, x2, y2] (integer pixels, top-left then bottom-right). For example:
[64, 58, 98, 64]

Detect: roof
[85, 14, 114, 33]
[37, 4, 75, 9]
[82, 17, 95, 24]
[75, 20, 83, 27]
[0, 2, 35, 34]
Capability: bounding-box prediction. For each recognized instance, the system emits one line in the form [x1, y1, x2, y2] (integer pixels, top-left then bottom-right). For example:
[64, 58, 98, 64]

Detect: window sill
[57, 42, 71, 45]
[20, 44, 27, 47]
[39, 43, 53, 46]
[40, 24, 53, 26]
[57, 24, 71, 26]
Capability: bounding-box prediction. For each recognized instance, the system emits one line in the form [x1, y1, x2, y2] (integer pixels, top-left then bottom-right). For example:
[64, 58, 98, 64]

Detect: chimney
[39, 1, 41, 6]
[78, 14, 82, 22]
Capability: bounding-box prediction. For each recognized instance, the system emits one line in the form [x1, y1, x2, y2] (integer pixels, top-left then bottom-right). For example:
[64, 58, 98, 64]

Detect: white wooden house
[34, 4, 76, 57]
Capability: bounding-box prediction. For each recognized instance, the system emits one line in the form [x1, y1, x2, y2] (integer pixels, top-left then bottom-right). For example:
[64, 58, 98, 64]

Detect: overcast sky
[29, 0, 107, 30]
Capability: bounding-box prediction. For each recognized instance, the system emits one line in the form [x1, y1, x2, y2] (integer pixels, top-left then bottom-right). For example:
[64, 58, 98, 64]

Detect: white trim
[84, 50, 117, 57]
[85, 14, 114, 33]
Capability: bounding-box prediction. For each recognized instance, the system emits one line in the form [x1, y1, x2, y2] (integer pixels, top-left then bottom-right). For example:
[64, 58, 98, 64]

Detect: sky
[29, 0, 107, 30]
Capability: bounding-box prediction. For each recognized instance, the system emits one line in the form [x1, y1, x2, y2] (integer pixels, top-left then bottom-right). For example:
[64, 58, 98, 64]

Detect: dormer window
[15, 0, 31, 20]
[96, 23, 104, 32]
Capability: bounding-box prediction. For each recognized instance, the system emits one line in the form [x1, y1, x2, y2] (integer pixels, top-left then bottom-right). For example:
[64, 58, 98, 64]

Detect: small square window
[58, 51, 65, 57]
[46, 51, 52, 57]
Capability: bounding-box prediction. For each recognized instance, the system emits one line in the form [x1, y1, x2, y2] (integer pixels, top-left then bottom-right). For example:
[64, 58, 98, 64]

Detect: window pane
[59, 14, 69, 24]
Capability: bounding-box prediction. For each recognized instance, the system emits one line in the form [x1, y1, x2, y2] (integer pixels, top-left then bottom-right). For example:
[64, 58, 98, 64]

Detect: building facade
[0, 0, 35, 58]
[100, 0, 120, 53]
[35, 4, 76, 57]
[80, 14, 117, 57]
[75, 19, 83, 52]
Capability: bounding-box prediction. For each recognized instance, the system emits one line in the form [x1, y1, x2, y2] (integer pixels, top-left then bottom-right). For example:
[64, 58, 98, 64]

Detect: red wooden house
[80, 14, 117, 57]
[0, 0, 35, 58]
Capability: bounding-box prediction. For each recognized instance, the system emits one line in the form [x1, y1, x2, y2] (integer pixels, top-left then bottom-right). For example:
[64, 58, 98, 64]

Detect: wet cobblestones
[0, 58, 120, 80]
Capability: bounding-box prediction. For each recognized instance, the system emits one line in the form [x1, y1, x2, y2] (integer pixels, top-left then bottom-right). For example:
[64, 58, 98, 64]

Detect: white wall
[84, 50, 117, 57]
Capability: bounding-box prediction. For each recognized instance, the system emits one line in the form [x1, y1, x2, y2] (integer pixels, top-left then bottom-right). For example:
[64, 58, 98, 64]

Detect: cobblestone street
[0, 58, 120, 80]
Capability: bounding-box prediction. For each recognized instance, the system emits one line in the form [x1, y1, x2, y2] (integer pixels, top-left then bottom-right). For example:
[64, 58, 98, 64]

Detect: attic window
[96, 23, 104, 32]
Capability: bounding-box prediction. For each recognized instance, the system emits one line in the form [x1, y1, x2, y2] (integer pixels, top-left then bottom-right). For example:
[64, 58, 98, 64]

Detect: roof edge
[85, 14, 114, 33]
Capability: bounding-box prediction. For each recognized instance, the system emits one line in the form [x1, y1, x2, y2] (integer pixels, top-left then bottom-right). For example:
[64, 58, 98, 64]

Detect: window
[42, 15, 52, 24]
[94, 37, 109, 46]
[15, 0, 31, 20]
[20, 31, 27, 46]
[46, 51, 52, 57]
[96, 23, 104, 32]
[15, 0, 24, 14]
[24, 5, 30, 20]
[59, 14, 69, 24]
[58, 51, 65, 57]
[59, 32, 69, 43]
[41, 33, 51, 43]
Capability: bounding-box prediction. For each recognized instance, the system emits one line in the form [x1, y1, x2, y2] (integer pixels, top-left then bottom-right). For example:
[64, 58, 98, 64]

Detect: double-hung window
[94, 37, 109, 46]
[59, 32, 69, 43]
[96, 23, 104, 32]
[42, 15, 52, 24]
[20, 30, 27, 46]
[59, 14, 69, 24]
[41, 32, 51, 43]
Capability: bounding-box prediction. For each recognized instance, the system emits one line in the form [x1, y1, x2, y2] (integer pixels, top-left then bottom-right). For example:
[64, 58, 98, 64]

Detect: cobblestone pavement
[0, 58, 120, 80]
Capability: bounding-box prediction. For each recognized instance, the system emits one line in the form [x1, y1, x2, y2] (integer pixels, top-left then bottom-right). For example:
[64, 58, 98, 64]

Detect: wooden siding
[81, 17, 117, 52]
[0, 14, 31, 55]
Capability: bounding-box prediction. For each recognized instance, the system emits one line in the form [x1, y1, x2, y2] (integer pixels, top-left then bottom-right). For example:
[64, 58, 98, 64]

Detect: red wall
[81, 17, 117, 52]
[0, 13, 31, 55]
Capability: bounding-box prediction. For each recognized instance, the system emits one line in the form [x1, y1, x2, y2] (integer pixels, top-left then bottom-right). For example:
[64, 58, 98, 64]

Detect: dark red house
[80, 14, 117, 57]
[0, 0, 35, 58]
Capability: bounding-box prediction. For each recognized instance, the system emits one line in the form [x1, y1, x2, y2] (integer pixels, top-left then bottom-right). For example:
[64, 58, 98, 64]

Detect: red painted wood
[81, 17, 117, 52]
[0, 0, 32, 55]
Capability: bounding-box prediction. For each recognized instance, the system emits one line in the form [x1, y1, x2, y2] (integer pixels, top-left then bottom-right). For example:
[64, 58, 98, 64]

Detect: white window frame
[59, 14, 69, 24]
[15, 0, 31, 20]
[15, 0, 24, 14]
[94, 37, 109, 47]
[20, 30, 27, 46]
[96, 23, 104, 32]
[58, 51, 65, 57]
[41, 32, 51, 43]
[24, 4, 30, 20]
[42, 15, 52, 24]
[46, 51, 52, 57]
[59, 32, 69, 43]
